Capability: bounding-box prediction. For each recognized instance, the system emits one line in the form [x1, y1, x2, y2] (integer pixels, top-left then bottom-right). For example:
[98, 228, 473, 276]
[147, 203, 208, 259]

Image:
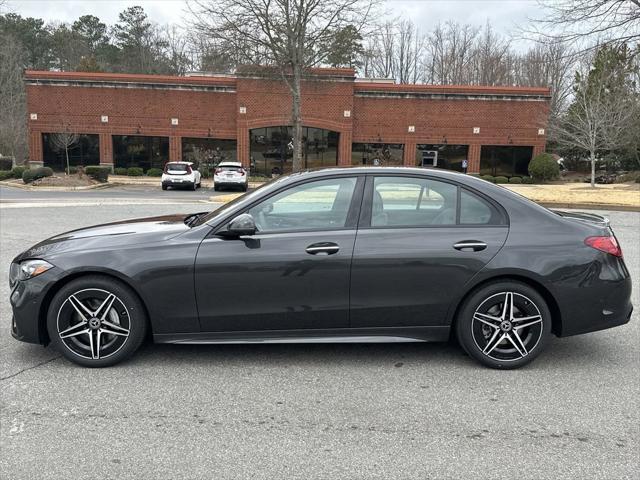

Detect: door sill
[154, 326, 450, 344]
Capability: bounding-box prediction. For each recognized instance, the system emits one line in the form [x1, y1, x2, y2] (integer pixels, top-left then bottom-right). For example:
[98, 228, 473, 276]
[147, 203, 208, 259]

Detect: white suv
[161, 162, 202, 190]
[214, 162, 248, 191]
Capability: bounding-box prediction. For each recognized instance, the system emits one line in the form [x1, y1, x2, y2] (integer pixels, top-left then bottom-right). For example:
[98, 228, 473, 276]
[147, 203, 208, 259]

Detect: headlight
[12, 259, 54, 283]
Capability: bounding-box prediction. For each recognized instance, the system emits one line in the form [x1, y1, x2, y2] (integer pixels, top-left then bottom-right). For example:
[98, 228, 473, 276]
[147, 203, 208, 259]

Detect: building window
[415, 144, 468, 171]
[113, 135, 169, 172]
[182, 138, 236, 176]
[42, 133, 99, 171]
[250, 126, 339, 177]
[480, 146, 533, 177]
[351, 143, 404, 166]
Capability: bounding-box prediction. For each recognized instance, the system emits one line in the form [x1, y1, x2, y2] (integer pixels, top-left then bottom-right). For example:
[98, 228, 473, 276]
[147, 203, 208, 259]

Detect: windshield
[165, 163, 189, 173]
[193, 175, 283, 227]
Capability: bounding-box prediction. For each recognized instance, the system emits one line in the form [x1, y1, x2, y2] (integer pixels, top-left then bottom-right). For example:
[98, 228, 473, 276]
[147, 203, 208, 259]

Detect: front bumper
[10, 268, 62, 345]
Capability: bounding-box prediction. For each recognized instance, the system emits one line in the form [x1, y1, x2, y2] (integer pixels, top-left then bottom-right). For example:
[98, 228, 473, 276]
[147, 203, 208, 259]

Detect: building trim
[25, 78, 236, 93]
[355, 91, 550, 102]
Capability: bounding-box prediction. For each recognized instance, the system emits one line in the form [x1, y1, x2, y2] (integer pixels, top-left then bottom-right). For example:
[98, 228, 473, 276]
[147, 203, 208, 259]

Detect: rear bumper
[214, 177, 247, 185]
[556, 273, 633, 337]
[162, 180, 194, 188]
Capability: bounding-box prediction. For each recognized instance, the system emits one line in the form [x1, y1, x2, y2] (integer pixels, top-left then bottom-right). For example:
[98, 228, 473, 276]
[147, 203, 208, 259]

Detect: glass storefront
[250, 126, 339, 177]
[351, 143, 404, 166]
[113, 135, 169, 171]
[415, 144, 469, 171]
[182, 137, 237, 176]
[42, 133, 100, 171]
[480, 146, 533, 177]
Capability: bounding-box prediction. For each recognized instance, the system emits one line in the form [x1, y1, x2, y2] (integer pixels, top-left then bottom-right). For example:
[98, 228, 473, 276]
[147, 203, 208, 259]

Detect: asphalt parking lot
[0, 197, 638, 479]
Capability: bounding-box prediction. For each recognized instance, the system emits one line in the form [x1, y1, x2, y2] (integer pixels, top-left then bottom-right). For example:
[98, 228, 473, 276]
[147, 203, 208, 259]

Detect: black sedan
[9, 167, 633, 368]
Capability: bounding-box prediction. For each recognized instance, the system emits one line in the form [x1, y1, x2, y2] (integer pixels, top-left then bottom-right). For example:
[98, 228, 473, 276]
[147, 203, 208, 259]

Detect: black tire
[214, 184, 220, 191]
[191, 182, 197, 191]
[162, 185, 168, 191]
[455, 280, 552, 369]
[47, 275, 148, 368]
[242, 184, 248, 192]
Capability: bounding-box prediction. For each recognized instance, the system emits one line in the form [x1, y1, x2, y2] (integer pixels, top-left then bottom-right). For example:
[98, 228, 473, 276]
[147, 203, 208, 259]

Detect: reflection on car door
[350, 175, 509, 328]
[195, 176, 364, 332]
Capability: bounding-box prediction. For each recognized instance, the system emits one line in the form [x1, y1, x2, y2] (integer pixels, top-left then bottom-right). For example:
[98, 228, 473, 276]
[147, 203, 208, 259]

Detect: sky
[3, 0, 543, 48]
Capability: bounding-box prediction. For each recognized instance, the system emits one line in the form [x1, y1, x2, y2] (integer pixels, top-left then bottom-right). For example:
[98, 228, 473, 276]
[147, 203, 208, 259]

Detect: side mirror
[220, 213, 256, 237]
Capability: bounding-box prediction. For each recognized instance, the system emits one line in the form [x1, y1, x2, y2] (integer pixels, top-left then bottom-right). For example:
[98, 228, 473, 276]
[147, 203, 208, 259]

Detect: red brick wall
[25, 70, 550, 172]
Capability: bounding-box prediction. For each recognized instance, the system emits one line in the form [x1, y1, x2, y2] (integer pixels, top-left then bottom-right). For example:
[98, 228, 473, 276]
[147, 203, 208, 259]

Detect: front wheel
[47, 275, 148, 367]
[455, 281, 552, 369]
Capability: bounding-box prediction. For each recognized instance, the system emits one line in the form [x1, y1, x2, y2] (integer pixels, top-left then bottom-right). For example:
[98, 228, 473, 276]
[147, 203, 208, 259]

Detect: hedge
[0, 170, 13, 181]
[522, 176, 535, 184]
[85, 166, 110, 183]
[480, 175, 495, 183]
[127, 167, 144, 176]
[528, 153, 559, 182]
[22, 167, 53, 183]
[508, 176, 522, 184]
[495, 176, 509, 184]
[11, 166, 26, 178]
[114, 167, 128, 175]
[146, 168, 163, 177]
[0, 157, 13, 170]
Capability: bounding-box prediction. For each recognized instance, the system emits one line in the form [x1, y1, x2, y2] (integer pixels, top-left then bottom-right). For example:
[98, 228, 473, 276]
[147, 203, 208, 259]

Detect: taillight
[215, 168, 221, 175]
[186, 165, 192, 174]
[239, 169, 245, 176]
[585, 236, 622, 257]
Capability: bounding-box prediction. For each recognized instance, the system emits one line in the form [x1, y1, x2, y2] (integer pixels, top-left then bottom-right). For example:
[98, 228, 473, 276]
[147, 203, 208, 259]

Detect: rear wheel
[47, 275, 147, 367]
[214, 184, 220, 191]
[455, 281, 551, 369]
[162, 184, 168, 191]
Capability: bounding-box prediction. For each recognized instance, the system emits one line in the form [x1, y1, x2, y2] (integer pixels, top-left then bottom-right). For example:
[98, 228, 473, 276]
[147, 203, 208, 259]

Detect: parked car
[9, 167, 632, 368]
[213, 161, 248, 191]
[161, 162, 201, 190]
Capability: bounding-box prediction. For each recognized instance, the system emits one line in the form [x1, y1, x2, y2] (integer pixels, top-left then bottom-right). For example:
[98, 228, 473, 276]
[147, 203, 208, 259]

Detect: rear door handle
[453, 241, 487, 252]
[306, 242, 340, 255]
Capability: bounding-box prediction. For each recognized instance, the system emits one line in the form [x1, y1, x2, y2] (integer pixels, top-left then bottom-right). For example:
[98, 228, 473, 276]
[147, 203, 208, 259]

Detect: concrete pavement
[0, 203, 638, 479]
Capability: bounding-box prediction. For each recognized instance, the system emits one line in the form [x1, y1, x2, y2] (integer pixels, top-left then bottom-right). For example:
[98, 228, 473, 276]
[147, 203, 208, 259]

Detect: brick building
[24, 68, 550, 176]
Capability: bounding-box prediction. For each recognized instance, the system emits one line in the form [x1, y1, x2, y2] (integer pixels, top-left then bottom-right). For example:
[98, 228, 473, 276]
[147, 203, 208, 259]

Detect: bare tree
[529, 0, 640, 53]
[0, 33, 27, 163]
[189, 0, 376, 172]
[50, 129, 80, 174]
[424, 22, 478, 84]
[551, 48, 638, 186]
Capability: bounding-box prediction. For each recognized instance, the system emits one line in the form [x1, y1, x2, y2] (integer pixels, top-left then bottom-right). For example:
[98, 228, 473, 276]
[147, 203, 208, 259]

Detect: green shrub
[85, 166, 110, 183]
[114, 167, 128, 175]
[0, 157, 13, 170]
[508, 176, 523, 184]
[528, 153, 559, 182]
[68, 166, 79, 174]
[33, 167, 53, 180]
[127, 167, 144, 176]
[11, 166, 26, 178]
[480, 175, 495, 183]
[146, 168, 163, 177]
[494, 176, 509, 184]
[0, 170, 13, 181]
[22, 169, 35, 184]
[522, 176, 535, 184]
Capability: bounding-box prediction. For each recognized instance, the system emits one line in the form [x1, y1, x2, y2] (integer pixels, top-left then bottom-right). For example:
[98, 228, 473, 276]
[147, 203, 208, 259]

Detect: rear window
[165, 163, 189, 173]
[217, 166, 243, 172]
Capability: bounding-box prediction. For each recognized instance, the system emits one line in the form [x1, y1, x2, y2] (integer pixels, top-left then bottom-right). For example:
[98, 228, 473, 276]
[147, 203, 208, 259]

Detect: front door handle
[453, 240, 487, 252]
[306, 242, 340, 255]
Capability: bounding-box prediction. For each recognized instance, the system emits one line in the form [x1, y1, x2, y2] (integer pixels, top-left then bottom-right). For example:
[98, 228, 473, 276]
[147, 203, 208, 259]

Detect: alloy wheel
[471, 291, 544, 362]
[56, 288, 131, 360]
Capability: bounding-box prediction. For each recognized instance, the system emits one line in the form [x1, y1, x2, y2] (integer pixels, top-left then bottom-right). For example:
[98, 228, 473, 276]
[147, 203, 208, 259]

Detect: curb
[0, 181, 114, 191]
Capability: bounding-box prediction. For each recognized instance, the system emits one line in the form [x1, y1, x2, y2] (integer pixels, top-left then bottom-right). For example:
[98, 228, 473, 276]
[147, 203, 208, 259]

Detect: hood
[16, 214, 192, 260]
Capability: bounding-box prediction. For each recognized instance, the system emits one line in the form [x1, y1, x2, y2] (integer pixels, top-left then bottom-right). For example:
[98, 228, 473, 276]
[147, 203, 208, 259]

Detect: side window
[248, 177, 357, 232]
[459, 188, 499, 225]
[372, 177, 457, 227]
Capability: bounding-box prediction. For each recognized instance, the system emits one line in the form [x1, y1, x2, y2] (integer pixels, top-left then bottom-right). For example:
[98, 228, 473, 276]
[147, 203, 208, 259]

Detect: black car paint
[10, 167, 633, 346]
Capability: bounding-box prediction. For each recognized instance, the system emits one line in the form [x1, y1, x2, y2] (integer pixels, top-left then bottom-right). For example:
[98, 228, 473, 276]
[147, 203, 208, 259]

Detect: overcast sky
[4, 0, 542, 47]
